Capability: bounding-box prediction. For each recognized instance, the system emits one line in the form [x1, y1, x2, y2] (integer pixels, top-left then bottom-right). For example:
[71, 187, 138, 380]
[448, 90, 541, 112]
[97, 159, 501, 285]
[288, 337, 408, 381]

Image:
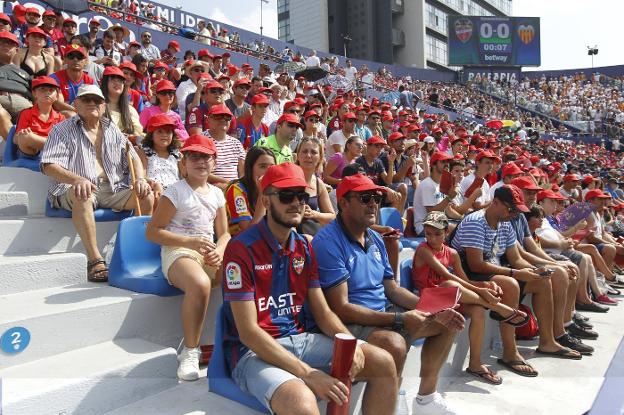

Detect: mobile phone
[538, 268, 554, 277]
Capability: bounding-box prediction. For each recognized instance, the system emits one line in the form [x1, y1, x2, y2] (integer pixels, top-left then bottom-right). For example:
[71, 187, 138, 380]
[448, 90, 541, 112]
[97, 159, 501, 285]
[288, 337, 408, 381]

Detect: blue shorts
[231, 332, 334, 413]
[596, 243, 606, 253]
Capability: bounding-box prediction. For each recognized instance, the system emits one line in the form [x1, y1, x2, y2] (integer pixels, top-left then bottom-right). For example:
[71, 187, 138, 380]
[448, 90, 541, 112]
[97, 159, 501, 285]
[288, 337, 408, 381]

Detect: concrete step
[0, 338, 178, 415]
[0, 252, 87, 295]
[0, 216, 119, 256]
[0, 191, 28, 216]
[0, 284, 222, 367]
[0, 166, 49, 215]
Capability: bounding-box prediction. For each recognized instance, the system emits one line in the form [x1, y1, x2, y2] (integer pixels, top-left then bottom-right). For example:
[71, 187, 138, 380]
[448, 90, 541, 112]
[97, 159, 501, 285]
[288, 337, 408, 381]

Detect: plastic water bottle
[396, 390, 409, 415]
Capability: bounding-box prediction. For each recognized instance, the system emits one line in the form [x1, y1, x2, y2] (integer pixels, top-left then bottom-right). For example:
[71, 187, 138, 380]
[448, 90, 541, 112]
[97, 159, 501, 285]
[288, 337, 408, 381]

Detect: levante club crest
[455, 18, 473, 43]
[292, 256, 305, 275]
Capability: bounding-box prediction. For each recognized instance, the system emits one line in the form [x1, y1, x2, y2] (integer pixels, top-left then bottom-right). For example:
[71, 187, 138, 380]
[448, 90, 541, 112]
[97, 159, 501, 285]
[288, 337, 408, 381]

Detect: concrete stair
[0, 167, 49, 216]
[0, 338, 178, 415]
[0, 191, 28, 216]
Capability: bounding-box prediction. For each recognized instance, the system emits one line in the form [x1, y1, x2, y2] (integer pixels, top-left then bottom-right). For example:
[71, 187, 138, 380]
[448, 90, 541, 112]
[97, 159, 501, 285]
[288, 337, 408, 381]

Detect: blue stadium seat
[45, 198, 134, 221]
[379, 207, 425, 250]
[208, 305, 269, 414]
[399, 258, 415, 292]
[108, 216, 181, 296]
[2, 126, 40, 171]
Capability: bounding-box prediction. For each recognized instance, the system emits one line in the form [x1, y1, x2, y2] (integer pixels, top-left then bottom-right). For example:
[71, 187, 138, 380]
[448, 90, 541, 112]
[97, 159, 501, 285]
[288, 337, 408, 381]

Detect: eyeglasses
[266, 190, 310, 205]
[66, 53, 84, 60]
[307, 117, 320, 123]
[502, 202, 520, 215]
[208, 88, 224, 94]
[211, 114, 232, 121]
[186, 152, 213, 161]
[80, 96, 104, 105]
[348, 193, 384, 205]
[286, 122, 300, 129]
[192, 67, 205, 73]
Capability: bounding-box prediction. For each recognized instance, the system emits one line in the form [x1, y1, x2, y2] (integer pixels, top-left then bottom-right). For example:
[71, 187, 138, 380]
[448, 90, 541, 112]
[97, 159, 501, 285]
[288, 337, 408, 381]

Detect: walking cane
[126, 141, 142, 216]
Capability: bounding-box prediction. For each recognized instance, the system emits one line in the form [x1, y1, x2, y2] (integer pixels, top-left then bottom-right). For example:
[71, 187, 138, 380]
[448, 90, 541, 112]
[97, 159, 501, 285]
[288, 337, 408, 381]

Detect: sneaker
[574, 312, 590, 322]
[575, 301, 609, 313]
[567, 322, 598, 340]
[595, 294, 619, 306]
[573, 314, 593, 330]
[177, 346, 200, 381]
[413, 392, 461, 415]
[557, 333, 594, 355]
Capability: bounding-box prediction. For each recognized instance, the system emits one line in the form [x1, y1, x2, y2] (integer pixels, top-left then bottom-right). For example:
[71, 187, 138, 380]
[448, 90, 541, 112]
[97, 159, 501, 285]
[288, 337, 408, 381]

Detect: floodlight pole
[260, 0, 269, 44]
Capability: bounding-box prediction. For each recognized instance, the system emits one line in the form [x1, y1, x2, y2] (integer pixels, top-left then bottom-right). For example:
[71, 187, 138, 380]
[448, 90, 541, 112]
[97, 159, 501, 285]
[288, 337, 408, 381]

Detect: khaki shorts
[161, 246, 218, 285]
[53, 178, 133, 212]
[0, 93, 33, 121]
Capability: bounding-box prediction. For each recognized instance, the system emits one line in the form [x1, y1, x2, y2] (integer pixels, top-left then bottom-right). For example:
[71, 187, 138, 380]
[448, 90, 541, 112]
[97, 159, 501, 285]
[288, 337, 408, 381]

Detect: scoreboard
[448, 16, 540, 67]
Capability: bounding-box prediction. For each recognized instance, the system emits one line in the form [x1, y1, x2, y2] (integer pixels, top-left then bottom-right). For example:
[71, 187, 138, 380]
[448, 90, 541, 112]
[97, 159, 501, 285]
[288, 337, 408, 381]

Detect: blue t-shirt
[355, 156, 386, 186]
[313, 219, 394, 312]
[451, 210, 516, 265]
[509, 214, 531, 248]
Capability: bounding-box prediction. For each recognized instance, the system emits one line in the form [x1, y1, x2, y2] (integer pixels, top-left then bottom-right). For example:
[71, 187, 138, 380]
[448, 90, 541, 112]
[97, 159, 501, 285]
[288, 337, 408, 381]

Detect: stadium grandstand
[0, 1, 623, 414]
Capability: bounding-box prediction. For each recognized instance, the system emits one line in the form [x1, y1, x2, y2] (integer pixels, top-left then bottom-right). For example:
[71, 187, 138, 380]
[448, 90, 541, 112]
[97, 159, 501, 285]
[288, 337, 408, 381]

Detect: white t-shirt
[344, 66, 357, 81]
[535, 218, 563, 254]
[412, 177, 445, 234]
[489, 180, 504, 200]
[559, 186, 580, 200]
[326, 130, 348, 158]
[459, 173, 492, 205]
[176, 79, 197, 122]
[163, 180, 225, 239]
[305, 55, 320, 67]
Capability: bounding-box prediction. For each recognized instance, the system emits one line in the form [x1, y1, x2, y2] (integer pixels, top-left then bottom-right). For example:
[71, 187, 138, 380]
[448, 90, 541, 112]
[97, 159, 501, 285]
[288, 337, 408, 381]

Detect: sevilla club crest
[455, 18, 473, 43]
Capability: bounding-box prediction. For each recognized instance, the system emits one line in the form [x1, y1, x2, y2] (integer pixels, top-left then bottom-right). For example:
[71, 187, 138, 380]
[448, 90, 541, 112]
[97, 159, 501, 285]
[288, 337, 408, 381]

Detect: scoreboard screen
[448, 16, 540, 67]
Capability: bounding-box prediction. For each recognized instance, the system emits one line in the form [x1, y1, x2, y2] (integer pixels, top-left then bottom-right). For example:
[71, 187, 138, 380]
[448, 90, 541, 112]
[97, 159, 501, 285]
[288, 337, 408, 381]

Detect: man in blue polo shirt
[221, 163, 397, 415]
[313, 174, 466, 415]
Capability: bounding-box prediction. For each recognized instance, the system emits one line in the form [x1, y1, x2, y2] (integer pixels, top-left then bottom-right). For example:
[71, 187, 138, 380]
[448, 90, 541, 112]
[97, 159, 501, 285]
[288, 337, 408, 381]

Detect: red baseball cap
[168, 40, 180, 51]
[233, 77, 251, 88]
[367, 136, 387, 146]
[537, 189, 567, 202]
[303, 110, 319, 120]
[25, 7, 41, 16]
[582, 175, 596, 185]
[476, 150, 501, 163]
[89, 18, 100, 26]
[0, 13, 11, 24]
[153, 61, 169, 71]
[204, 80, 225, 91]
[146, 113, 176, 133]
[64, 44, 87, 58]
[42, 10, 56, 18]
[563, 174, 580, 182]
[31, 76, 59, 90]
[25, 27, 48, 38]
[511, 176, 541, 191]
[0, 31, 19, 45]
[342, 112, 357, 121]
[155, 80, 176, 93]
[208, 104, 233, 117]
[261, 162, 309, 192]
[251, 94, 270, 106]
[430, 151, 453, 165]
[102, 66, 126, 79]
[119, 62, 143, 79]
[227, 65, 240, 77]
[585, 189, 611, 201]
[494, 185, 529, 212]
[277, 113, 303, 128]
[501, 163, 524, 178]
[336, 173, 387, 200]
[63, 18, 77, 26]
[388, 132, 406, 142]
[181, 134, 217, 155]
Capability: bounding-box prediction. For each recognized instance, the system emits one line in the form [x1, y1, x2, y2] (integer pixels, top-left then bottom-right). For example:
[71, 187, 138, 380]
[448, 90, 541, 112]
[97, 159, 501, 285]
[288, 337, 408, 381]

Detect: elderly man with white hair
[40, 84, 153, 282]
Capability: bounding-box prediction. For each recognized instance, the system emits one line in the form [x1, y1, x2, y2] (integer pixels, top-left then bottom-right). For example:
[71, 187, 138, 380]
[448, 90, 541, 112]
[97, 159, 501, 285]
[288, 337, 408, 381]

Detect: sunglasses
[286, 122, 300, 129]
[66, 53, 84, 60]
[307, 117, 320, 123]
[192, 67, 205, 73]
[80, 96, 104, 105]
[266, 190, 310, 205]
[208, 88, 224, 94]
[211, 114, 232, 121]
[142, 35, 151, 38]
[186, 152, 213, 161]
[348, 192, 384, 204]
[158, 90, 175, 96]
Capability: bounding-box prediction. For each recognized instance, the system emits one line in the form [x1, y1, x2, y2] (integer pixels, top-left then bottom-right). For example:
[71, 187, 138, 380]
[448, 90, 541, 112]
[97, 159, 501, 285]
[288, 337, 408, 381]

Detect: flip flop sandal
[87, 259, 109, 282]
[466, 367, 503, 385]
[535, 347, 582, 360]
[497, 358, 538, 377]
[490, 309, 530, 327]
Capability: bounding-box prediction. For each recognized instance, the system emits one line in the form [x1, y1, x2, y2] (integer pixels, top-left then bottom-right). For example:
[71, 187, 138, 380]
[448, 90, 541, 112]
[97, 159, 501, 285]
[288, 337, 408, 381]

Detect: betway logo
[258, 292, 302, 316]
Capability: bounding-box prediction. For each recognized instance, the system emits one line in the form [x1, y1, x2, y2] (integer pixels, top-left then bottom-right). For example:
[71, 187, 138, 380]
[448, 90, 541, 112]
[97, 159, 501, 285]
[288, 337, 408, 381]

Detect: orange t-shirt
[16, 105, 65, 138]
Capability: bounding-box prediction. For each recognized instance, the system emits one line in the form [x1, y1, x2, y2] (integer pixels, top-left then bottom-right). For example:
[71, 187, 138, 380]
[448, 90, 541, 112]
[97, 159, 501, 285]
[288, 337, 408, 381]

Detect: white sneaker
[177, 346, 200, 381]
[412, 392, 460, 415]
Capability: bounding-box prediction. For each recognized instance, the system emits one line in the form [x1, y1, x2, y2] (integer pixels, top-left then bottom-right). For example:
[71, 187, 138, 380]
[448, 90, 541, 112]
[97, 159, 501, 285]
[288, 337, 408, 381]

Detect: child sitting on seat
[14, 76, 65, 159]
[137, 113, 182, 203]
[146, 134, 230, 381]
[411, 211, 529, 385]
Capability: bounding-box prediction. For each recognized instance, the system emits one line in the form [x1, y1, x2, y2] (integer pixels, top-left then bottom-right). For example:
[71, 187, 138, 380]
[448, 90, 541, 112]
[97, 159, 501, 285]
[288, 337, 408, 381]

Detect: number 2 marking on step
[1, 327, 30, 355]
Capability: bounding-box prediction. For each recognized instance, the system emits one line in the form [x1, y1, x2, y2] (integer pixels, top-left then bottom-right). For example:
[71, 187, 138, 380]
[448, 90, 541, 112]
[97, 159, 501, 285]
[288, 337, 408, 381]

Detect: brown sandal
[87, 259, 109, 282]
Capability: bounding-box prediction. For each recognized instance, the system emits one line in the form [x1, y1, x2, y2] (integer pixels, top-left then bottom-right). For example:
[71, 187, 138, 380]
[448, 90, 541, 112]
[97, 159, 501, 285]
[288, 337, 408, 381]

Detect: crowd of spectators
[2, 3, 624, 415]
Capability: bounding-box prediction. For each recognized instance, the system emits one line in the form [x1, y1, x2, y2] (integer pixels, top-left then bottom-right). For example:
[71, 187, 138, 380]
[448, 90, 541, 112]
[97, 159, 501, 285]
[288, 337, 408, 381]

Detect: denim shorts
[231, 332, 334, 413]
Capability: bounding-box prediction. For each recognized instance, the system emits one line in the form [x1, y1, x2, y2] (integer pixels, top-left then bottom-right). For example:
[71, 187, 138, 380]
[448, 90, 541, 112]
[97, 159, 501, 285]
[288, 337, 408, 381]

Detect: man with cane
[221, 162, 397, 414]
[41, 84, 153, 282]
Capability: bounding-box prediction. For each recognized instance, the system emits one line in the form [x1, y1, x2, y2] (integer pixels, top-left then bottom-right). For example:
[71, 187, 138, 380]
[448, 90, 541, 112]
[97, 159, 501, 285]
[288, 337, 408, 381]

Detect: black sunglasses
[208, 88, 224, 94]
[80, 96, 104, 105]
[266, 190, 310, 205]
[66, 53, 84, 60]
[348, 192, 384, 204]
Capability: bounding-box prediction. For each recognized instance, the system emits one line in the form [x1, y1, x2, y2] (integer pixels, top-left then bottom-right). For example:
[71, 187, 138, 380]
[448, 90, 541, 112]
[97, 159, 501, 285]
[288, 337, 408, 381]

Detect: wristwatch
[393, 311, 404, 331]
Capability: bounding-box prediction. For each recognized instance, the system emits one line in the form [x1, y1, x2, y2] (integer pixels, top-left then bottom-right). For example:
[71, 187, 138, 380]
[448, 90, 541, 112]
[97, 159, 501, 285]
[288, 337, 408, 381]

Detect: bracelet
[510, 268, 515, 277]
[135, 178, 148, 183]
